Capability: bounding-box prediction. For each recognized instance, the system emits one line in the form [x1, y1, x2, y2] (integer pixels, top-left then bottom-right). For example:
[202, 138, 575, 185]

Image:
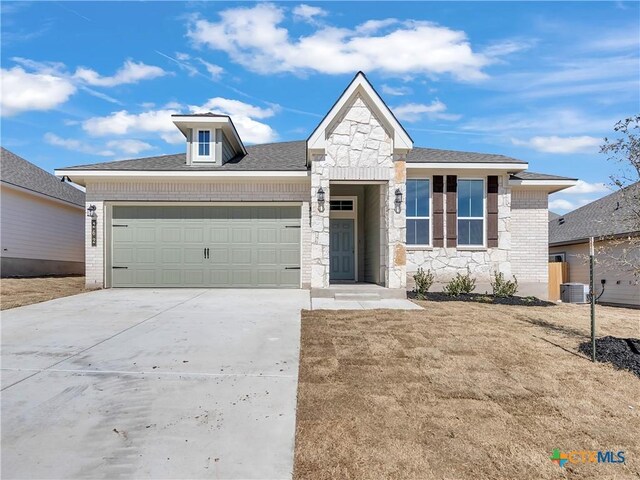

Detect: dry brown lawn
[1, 276, 87, 310]
[294, 301, 640, 480]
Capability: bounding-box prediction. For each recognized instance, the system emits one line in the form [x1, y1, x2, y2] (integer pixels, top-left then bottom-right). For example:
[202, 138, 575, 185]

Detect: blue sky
[2, 1, 639, 212]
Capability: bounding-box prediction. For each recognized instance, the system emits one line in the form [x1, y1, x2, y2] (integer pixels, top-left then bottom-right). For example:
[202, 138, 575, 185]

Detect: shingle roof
[407, 147, 527, 164]
[549, 182, 640, 245]
[61, 141, 308, 171]
[1, 147, 85, 207]
[60, 140, 533, 171]
[510, 171, 577, 181]
[549, 211, 561, 221]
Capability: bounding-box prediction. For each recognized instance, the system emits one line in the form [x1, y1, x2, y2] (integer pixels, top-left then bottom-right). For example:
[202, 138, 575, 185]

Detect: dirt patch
[409, 290, 555, 307]
[294, 302, 640, 480]
[579, 336, 640, 378]
[1, 276, 88, 310]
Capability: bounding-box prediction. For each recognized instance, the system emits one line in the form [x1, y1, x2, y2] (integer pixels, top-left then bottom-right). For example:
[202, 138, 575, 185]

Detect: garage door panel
[161, 248, 182, 264]
[162, 270, 182, 284]
[136, 228, 155, 242]
[210, 228, 229, 243]
[113, 247, 134, 264]
[231, 248, 252, 265]
[136, 248, 156, 264]
[257, 249, 277, 265]
[258, 227, 278, 243]
[232, 228, 252, 243]
[184, 248, 204, 264]
[111, 205, 300, 288]
[280, 249, 300, 265]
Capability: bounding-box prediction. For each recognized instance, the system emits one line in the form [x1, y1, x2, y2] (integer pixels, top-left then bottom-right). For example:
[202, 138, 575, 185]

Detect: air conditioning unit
[560, 283, 589, 303]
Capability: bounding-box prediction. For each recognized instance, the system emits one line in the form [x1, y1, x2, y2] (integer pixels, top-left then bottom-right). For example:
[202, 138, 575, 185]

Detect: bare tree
[597, 115, 640, 278]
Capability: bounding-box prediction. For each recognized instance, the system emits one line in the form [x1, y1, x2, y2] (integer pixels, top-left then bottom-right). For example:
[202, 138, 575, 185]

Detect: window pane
[458, 219, 483, 245]
[469, 219, 483, 245]
[406, 180, 417, 217]
[406, 219, 416, 245]
[416, 180, 429, 217]
[416, 219, 429, 245]
[469, 180, 484, 217]
[458, 180, 471, 217]
[406, 219, 429, 245]
[458, 219, 470, 245]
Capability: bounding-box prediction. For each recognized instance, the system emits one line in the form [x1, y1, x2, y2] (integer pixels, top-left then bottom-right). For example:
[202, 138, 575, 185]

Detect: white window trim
[457, 177, 486, 248]
[406, 177, 432, 247]
[194, 129, 214, 162]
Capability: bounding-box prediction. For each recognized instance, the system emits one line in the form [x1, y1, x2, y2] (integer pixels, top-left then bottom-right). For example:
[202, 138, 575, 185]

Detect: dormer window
[197, 130, 212, 159]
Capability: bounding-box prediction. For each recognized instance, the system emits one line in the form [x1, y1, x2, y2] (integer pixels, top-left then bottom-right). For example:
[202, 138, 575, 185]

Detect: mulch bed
[579, 336, 640, 378]
[408, 291, 556, 307]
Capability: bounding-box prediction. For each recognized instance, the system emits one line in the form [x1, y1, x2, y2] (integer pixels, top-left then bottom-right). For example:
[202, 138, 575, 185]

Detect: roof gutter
[407, 162, 528, 171]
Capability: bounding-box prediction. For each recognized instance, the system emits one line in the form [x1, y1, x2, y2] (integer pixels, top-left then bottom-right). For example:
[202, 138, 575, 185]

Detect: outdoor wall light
[394, 189, 403, 213]
[317, 187, 325, 212]
[87, 204, 97, 219]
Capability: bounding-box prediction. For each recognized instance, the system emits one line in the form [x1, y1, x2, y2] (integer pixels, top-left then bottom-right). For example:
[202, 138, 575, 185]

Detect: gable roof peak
[307, 72, 413, 155]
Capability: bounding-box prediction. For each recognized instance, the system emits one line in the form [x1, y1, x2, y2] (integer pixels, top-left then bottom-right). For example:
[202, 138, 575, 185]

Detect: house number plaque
[91, 218, 97, 246]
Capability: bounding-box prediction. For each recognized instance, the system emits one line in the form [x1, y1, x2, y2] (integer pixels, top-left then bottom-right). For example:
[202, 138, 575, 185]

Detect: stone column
[310, 159, 330, 289]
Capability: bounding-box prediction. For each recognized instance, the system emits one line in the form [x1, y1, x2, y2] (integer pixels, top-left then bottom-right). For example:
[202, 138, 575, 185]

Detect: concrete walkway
[1, 289, 309, 479]
[311, 298, 422, 310]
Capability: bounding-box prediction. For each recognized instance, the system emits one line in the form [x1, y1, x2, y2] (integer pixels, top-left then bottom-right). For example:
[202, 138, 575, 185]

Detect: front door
[330, 218, 355, 281]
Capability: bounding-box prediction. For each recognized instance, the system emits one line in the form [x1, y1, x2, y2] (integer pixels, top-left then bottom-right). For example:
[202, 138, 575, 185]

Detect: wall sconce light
[317, 187, 325, 212]
[87, 204, 97, 219]
[394, 188, 403, 213]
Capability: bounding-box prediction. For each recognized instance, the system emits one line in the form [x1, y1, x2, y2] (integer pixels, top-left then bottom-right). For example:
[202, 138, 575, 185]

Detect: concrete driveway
[1, 288, 309, 479]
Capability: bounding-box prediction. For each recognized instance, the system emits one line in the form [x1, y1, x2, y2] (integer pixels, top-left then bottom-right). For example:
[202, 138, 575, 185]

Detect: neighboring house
[1, 148, 85, 277]
[549, 211, 561, 222]
[55, 72, 576, 298]
[549, 182, 640, 307]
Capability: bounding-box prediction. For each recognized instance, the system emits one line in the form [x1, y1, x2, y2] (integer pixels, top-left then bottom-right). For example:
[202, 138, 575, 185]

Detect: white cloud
[392, 100, 461, 122]
[1, 66, 76, 116]
[292, 4, 328, 23]
[355, 19, 399, 35]
[561, 180, 610, 195]
[190, 97, 278, 143]
[106, 139, 153, 155]
[187, 4, 493, 81]
[511, 135, 601, 154]
[548, 198, 578, 212]
[198, 59, 224, 79]
[82, 97, 278, 145]
[44, 132, 114, 156]
[83, 108, 183, 144]
[548, 197, 593, 213]
[73, 60, 167, 87]
[381, 84, 412, 96]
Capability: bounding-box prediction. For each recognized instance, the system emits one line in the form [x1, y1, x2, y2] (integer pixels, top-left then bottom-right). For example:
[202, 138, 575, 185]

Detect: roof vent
[615, 201, 620, 210]
[558, 217, 565, 225]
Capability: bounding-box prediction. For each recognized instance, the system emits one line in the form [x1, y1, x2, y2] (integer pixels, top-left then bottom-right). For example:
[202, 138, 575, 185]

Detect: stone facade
[406, 179, 550, 298]
[406, 174, 511, 288]
[310, 94, 406, 289]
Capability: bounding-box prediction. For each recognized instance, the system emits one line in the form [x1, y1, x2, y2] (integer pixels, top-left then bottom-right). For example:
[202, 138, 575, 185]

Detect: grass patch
[294, 302, 639, 479]
[1, 276, 87, 310]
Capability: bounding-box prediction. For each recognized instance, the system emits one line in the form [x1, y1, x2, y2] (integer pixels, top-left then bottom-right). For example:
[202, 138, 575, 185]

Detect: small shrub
[524, 296, 537, 304]
[413, 268, 434, 299]
[443, 268, 476, 296]
[491, 271, 519, 297]
[478, 295, 493, 303]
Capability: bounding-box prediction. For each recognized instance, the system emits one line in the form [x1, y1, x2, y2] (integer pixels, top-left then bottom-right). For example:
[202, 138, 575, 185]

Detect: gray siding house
[550, 182, 639, 307]
[56, 73, 576, 298]
[1, 148, 85, 276]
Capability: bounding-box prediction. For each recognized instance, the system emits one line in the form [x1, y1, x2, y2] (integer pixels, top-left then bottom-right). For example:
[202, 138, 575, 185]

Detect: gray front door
[111, 205, 300, 288]
[330, 218, 355, 281]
